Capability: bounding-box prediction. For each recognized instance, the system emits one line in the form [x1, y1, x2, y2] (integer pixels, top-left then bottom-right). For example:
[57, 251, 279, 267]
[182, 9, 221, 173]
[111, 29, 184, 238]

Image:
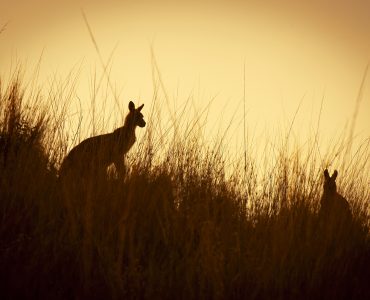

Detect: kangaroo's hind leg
[114, 157, 127, 179]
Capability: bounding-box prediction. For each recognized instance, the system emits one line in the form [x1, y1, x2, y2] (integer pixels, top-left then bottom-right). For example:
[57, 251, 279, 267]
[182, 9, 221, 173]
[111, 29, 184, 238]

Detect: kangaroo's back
[59, 133, 113, 178]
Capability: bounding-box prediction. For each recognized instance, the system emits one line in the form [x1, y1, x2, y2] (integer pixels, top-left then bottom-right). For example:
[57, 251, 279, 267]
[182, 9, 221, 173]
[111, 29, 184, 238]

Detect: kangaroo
[320, 169, 351, 221]
[59, 101, 146, 181]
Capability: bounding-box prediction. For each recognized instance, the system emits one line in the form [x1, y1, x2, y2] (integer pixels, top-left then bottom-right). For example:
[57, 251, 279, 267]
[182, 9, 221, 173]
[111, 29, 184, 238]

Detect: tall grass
[0, 70, 369, 300]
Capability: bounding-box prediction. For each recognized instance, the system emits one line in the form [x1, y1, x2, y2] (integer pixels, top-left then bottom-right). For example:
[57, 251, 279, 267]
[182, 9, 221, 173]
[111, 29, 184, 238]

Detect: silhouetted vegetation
[0, 73, 369, 300]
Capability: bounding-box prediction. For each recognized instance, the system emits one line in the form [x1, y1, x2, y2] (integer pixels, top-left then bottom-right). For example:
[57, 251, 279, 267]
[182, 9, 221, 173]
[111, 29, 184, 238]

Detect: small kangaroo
[59, 101, 146, 181]
[320, 169, 351, 220]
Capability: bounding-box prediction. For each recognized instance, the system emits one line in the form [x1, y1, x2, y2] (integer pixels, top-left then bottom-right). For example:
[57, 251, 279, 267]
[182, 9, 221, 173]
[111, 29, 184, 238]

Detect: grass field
[0, 71, 369, 300]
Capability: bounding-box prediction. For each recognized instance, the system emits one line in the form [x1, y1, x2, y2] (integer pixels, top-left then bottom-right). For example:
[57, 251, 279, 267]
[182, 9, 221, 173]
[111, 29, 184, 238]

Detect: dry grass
[0, 72, 369, 300]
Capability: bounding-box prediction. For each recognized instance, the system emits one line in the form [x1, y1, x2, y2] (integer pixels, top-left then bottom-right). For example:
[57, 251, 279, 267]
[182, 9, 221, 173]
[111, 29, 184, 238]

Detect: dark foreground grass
[0, 77, 369, 300]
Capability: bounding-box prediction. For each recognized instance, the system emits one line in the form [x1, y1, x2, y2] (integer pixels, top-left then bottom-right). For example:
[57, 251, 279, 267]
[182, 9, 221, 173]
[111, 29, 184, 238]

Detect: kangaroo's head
[125, 101, 146, 128]
[323, 169, 338, 195]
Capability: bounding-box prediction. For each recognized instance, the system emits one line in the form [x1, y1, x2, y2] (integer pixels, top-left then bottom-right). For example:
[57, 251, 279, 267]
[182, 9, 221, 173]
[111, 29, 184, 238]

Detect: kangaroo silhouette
[320, 169, 351, 221]
[59, 101, 146, 181]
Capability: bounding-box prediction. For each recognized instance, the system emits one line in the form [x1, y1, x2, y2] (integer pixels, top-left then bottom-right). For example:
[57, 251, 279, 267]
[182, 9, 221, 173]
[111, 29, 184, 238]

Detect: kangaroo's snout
[138, 119, 146, 128]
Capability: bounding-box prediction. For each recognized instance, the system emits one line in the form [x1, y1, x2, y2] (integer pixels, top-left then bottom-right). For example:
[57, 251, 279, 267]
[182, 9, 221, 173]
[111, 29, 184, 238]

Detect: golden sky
[0, 0, 369, 156]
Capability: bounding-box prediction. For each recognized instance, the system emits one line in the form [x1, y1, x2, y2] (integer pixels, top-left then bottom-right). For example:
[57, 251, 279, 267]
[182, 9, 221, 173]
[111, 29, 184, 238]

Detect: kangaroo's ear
[332, 170, 338, 181]
[129, 101, 135, 112]
[137, 104, 144, 111]
[324, 169, 330, 180]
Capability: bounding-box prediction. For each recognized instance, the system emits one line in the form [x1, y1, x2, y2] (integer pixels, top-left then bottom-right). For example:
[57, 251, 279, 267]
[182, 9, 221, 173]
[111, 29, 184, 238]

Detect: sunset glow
[1, 1, 369, 150]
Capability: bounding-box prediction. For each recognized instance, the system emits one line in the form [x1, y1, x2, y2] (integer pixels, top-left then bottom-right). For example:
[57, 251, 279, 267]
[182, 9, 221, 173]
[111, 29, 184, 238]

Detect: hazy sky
[0, 0, 369, 155]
